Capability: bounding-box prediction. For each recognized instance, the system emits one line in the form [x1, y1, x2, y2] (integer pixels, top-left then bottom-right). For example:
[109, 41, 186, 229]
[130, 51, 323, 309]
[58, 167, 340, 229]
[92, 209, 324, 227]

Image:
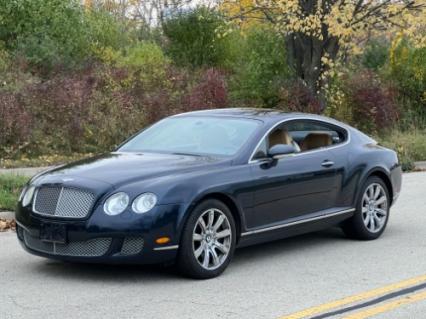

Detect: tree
[0, 0, 90, 69]
[229, 26, 292, 107]
[85, 0, 195, 25]
[162, 7, 229, 67]
[222, 0, 426, 103]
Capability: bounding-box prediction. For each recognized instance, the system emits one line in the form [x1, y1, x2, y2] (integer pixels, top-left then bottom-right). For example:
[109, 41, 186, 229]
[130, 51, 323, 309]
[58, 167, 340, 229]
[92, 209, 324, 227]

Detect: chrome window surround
[248, 117, 351, 164]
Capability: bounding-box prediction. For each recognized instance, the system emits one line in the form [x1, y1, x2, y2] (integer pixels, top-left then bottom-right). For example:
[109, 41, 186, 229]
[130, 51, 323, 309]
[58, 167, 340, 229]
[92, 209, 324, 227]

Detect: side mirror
[268, 144, 296, 159]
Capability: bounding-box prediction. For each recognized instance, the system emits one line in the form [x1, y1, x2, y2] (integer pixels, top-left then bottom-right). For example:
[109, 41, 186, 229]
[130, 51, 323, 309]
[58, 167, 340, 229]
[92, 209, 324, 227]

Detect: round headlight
[104, 192, 129, 216]
[132, 193, 157, 214]
[22, 185, 35, 207]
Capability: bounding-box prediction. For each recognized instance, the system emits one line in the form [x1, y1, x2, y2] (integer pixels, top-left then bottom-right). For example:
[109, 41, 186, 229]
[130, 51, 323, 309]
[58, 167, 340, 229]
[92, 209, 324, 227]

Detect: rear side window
[284, 120, 348, 152]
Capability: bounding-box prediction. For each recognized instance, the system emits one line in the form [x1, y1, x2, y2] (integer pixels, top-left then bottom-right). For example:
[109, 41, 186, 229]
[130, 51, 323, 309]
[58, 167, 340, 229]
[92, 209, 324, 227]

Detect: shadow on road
[29, 227, 348, 282]
[234, 227, 347, 263]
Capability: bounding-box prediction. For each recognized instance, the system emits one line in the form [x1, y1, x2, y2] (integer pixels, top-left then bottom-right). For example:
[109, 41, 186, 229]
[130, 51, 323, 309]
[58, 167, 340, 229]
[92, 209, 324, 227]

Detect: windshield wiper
[171, 152, 203, 157]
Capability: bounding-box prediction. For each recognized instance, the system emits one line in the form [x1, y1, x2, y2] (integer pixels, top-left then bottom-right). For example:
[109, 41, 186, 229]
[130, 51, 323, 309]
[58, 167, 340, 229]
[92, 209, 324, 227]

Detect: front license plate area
[39, 223, 67, 244]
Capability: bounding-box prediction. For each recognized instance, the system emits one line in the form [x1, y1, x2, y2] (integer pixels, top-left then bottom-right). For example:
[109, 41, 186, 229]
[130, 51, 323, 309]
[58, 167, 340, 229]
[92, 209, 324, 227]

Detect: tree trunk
[286, 32, 339, 109]
[284, 0, 340, 109]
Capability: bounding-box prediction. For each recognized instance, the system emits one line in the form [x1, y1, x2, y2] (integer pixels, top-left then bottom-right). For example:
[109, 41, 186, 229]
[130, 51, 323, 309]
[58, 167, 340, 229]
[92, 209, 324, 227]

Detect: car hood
[35, 152, 230, 186]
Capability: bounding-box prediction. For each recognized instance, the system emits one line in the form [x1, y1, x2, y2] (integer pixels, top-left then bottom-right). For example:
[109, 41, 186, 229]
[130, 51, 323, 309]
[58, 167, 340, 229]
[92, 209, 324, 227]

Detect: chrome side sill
[240, 208, 355, 237]
[153, 245, 179, 251]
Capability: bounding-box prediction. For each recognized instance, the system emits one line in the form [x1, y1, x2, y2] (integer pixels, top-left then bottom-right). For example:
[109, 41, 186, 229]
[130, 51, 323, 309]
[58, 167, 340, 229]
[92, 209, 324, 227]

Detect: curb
[0, 211, 15, 220]
[0, 166, 53, 177]
[414, 161, 426, 171]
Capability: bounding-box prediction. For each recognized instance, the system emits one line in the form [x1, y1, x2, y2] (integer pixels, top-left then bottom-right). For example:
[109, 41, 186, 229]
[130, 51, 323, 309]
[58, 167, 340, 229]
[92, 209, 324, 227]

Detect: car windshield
[118, 116, 261, 157]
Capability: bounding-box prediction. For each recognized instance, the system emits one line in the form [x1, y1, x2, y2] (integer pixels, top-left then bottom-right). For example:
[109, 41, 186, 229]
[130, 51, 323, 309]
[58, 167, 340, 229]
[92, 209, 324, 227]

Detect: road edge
[0, 211, 15, 220]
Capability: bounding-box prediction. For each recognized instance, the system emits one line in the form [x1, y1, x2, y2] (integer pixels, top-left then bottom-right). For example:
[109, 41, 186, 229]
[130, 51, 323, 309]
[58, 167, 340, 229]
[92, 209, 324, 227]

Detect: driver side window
[252, 125, 299, 160]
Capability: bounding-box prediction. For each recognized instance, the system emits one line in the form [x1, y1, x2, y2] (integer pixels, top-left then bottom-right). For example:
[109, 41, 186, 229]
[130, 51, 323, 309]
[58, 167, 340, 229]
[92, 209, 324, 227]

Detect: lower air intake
[23, 231, 111, 257]
[120, 237, 144, 256]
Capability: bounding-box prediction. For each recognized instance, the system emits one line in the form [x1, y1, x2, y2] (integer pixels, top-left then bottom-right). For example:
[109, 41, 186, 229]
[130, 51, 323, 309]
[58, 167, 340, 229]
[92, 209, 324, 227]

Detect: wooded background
[0, 0, 425, 169]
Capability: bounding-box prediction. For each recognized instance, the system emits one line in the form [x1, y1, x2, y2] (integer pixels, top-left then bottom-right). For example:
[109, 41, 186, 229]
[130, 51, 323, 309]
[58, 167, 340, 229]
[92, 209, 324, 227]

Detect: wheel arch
[182, 192, 244, 243]
[362, 168, 394, 206]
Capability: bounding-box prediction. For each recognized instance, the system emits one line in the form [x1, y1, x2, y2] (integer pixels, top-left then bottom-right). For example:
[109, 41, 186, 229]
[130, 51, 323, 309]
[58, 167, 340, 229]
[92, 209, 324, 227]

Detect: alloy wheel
[361, 183, 388, 233]
[192, 208, 232, 270]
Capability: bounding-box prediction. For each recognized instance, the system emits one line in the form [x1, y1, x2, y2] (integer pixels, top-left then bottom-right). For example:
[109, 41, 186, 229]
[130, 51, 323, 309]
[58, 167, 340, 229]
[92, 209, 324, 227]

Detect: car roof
[174, 108, 346, 127]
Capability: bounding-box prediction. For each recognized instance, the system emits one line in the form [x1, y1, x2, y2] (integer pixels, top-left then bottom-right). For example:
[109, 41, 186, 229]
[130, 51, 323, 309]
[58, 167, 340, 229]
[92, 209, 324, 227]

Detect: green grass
[0, 153, 93, 169]
[376, 129, 426, 171]
[0, 174, 29, 211]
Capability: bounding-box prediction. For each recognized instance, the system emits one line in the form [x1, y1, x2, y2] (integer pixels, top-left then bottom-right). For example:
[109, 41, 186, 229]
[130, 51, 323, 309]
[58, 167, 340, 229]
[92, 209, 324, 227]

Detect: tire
[342, 176, 390, 240]
[177, 199, 236, 279]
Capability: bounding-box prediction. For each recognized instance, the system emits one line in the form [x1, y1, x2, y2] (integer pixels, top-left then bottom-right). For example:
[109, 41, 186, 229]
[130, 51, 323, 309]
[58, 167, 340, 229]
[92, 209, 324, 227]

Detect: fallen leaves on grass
[0, 218, 16, 232]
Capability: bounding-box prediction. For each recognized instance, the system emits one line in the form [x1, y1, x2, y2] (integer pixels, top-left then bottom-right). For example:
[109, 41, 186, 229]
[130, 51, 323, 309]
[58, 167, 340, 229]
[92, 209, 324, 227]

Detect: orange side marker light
[155, 237, 171, 245]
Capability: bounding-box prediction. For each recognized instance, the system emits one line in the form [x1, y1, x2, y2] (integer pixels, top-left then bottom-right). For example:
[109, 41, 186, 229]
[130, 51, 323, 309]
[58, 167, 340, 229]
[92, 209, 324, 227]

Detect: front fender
[164, 165, 255, 236]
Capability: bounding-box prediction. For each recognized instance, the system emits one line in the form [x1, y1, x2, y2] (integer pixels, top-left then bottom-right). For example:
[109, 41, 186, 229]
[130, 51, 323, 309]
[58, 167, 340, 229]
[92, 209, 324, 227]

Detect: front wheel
[177, 199, 236, 279]
[342, 176, 390, 240]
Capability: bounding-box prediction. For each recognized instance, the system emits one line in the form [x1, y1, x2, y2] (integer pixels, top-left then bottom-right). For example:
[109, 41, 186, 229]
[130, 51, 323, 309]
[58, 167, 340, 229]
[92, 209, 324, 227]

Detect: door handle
[321, 160, 334, 168]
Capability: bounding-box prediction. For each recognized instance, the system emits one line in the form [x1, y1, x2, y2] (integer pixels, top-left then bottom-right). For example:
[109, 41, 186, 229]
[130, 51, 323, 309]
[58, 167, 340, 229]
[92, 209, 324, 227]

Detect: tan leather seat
[268, 129, 301, 152]
[300, 132, 332, 151]
[269, 129, 293, 147]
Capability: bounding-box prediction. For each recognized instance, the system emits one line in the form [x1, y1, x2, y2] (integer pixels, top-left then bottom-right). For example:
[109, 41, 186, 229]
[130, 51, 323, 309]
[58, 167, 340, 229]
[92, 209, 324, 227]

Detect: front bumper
[390, 164, 403, 205]
[16, 202, 187, 265]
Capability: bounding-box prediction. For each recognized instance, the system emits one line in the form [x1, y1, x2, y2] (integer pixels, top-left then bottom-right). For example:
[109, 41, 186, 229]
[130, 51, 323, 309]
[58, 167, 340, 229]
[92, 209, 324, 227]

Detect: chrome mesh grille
[34, 187, 61, 216]
[33, 186, 95, 219]
[24, 231, 54, 253]
[55, 188, 94, 218]
[23, 231, 111, 257]
[55, 238, 112, 257]
[120, 237, 144, 256]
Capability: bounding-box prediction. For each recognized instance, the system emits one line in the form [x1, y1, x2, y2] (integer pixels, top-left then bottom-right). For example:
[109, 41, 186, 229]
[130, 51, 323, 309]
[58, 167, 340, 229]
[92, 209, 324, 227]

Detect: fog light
[155, 237, 170, 244]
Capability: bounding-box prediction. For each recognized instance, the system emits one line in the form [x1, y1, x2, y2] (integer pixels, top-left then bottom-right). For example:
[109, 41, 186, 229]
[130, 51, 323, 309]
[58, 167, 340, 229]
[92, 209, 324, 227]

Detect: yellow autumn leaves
[221, 0, 426, 51]
[0, 219, 15, 232]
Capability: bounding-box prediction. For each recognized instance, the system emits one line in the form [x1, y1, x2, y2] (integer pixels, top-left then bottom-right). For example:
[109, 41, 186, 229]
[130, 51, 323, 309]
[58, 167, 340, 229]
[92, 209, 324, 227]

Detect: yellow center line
[278, 274, 426, 319]
[342, 290, 426, 319]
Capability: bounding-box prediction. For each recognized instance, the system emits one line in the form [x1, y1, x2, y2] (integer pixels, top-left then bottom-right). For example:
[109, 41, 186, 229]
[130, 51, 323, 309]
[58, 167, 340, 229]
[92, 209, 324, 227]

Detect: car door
[245, 120, 347, 230]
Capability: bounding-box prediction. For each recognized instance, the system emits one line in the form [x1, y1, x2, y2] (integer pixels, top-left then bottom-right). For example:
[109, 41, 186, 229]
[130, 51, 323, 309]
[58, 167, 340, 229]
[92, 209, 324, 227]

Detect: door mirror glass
[268, 144, 296, 159]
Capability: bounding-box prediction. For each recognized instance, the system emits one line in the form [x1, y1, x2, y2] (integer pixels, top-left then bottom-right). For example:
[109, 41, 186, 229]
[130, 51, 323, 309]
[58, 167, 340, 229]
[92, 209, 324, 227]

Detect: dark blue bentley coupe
[16, 108, 402, 278]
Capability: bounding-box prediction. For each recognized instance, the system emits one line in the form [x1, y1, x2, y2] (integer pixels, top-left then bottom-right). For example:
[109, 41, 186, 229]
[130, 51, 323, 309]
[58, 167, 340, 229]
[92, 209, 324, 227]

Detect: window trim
[248, 117, 351, 164]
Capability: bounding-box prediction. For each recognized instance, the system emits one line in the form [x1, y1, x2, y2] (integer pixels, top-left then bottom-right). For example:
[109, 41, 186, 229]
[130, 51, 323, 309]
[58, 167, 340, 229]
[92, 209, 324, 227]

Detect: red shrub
[142, 67, 229, 125]
[22, 67, 101, 151]
[186, 68, 228, 110]
[139, 67, 191, 125]
[277, 81, 322, 114]
[345, 70, 398, 132]
[142, 89, 176, 124]
[1, 65, 228, 159]
[0, 93, 32, 156]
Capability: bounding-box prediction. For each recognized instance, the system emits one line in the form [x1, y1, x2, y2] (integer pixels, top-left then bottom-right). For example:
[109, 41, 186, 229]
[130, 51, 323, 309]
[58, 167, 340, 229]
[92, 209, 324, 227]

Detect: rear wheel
[342, 176, 390, 240]
[177, 199, 236, 279]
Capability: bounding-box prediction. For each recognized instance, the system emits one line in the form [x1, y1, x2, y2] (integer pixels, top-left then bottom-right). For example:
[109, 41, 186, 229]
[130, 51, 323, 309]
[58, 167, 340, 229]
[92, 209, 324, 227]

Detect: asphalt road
[1, 172, 426, 319]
